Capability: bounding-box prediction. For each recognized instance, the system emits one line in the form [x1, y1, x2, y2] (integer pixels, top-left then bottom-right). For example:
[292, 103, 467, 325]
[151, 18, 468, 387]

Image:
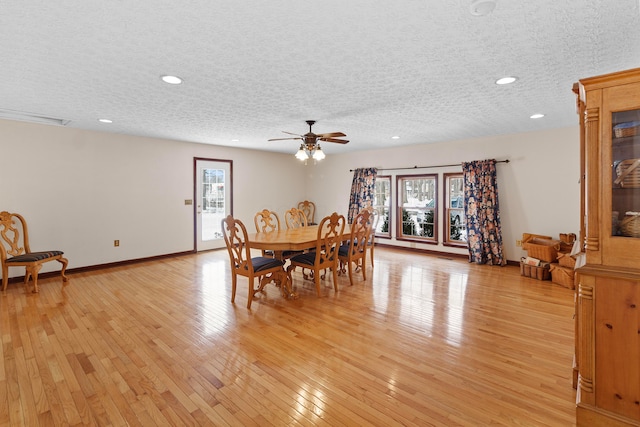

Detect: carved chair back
[254, 209, 281, 233]
[284, 208, 308, 229]
[297, 200, 316, 225]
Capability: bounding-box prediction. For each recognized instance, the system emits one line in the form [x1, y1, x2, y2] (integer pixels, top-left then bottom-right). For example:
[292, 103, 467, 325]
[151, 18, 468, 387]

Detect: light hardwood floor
[0, 247, 576, 426]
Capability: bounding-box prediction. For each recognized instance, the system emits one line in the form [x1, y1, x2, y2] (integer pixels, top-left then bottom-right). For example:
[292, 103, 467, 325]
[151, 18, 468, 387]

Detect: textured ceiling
[1, 1, 640, 155]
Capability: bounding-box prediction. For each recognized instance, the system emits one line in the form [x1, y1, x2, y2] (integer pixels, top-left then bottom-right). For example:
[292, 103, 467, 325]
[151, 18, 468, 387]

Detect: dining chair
[284, 208, 308, 229]
[253, 209, 280, 257]
[365, 208, 380, 268]
[221, 215, 288, 309]
[338, 209, 371, 286]
[254, 209, 280, 233]
[0, 211, 69, 293]
[254, 209, 302, 260]
[297, 200, 316, 225]
[286, 212, 345, 297]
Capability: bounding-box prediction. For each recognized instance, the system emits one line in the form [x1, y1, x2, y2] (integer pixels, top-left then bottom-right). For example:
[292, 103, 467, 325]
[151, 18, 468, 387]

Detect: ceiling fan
[268, 120, 348, 161]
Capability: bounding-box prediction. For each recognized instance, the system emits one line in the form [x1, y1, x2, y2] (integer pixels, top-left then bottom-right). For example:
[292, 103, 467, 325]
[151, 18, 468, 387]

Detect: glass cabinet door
[611, 109, 640, 238]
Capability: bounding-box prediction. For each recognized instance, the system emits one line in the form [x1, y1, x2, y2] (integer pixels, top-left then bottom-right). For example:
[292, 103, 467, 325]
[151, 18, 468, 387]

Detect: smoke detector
[470, 0, 497, 16]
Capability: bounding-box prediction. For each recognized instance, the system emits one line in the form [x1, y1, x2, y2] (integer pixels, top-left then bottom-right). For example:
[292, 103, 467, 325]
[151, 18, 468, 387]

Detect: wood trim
[584, 105, 601, 259]
[579, 67, 640, 94]
[375, 241, 469, 261]
[577, 403, 640, 427]
[193, 157, 233, 252]
[395, 173, 438, 243]
[372, 242, 530, 265]
[577, 274, 595, 406]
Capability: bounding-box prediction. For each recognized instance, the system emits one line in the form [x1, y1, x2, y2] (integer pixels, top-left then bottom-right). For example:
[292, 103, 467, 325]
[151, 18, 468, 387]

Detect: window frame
[396, 174, 438, 244]
[373, 175, 391, 239]
[444, 173, 467, 247]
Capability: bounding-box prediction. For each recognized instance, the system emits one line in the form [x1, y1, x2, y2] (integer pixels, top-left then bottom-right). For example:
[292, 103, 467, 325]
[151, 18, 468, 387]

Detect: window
[202, 168, 226, 217]
[445, 174, 466, 246]
[373, 175, 391, 238]
[397, 174, 437, 242]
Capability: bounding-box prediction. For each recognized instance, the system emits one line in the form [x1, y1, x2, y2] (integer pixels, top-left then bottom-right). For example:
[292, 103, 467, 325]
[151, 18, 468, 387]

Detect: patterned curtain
[462, 159, 505, 265]
[347, 168, 378, 223]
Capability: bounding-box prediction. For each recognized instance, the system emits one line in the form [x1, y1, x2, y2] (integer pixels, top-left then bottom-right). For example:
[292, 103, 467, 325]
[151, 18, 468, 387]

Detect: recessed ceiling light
[98, 118, 113, 123]
[470, 0, 497, 16]
[530, 113, 545, 119]
[496, 76, 517, 85]
[231, 139, 239, 142]
[391, 136, 400, 139]
[161, 75, 183, 85]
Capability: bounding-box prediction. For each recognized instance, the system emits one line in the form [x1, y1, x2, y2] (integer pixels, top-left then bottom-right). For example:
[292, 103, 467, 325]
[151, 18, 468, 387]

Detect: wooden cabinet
[574, 68, 640, 427]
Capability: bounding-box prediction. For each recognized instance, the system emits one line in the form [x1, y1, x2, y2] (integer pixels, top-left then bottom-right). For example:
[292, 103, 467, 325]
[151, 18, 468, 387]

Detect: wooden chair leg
[24, 269, 31, 293]
[1, 265, 7, 292]
[27, 264, 42, 293]
[231, 272, 237, 303]
[347, 262, 355, 287]
[58, 257, 69, 282]
[247, 277, 254, 309]
[332, 266, 339, 292]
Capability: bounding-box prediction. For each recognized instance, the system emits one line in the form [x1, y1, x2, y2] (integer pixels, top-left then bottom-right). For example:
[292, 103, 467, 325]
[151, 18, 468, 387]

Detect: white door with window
[195, 159, 232, 251]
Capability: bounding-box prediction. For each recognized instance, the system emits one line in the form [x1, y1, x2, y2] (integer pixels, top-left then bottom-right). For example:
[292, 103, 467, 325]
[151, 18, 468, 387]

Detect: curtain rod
[350, 159, 510, 172]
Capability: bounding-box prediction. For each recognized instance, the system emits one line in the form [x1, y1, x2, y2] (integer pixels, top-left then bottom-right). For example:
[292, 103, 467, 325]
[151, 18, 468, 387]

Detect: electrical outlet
[516, 239, 522, 247]
[114, 240, 120, 247]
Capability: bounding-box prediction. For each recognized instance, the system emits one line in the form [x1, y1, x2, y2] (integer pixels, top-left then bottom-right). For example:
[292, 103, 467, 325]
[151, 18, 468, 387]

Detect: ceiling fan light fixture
[295, 145, 308, 160]
[312, 145, 325, 160]
[271, 121, 344, 162]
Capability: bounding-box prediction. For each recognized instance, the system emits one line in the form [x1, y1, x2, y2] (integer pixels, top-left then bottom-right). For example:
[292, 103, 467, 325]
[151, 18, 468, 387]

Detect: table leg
[277, 269, 297, 300]
[257, 269, 298, 300]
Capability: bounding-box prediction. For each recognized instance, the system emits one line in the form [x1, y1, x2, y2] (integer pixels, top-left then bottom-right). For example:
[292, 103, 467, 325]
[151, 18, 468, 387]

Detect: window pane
[449, 176, 464, 207]
[449, 209, 466, 242]
[445, 174, 466, 244]
[398, 175, 437, 241]
[201, 168, 226, 240]
[374, 176, 391, 236]
[401, 178, 435, 207]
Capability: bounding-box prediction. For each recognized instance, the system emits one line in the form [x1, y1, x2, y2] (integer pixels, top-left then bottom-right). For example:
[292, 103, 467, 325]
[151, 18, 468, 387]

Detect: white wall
[306, 126, 581, 262]
[1, 119, 306, 277]
[1, 119, 580, 280]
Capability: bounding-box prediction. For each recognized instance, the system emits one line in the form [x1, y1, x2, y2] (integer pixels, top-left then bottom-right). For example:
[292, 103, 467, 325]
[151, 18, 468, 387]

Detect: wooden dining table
[247, 224, 351, 299]
[247, 224, 351, 260]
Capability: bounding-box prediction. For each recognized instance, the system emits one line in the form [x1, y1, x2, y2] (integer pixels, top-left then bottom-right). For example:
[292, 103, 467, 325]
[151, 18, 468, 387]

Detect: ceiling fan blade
[268, 137, 303, 141]
[316, 132, 346, 138]
[282, 131, 304, 137]
[319, 137, 349, 144]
